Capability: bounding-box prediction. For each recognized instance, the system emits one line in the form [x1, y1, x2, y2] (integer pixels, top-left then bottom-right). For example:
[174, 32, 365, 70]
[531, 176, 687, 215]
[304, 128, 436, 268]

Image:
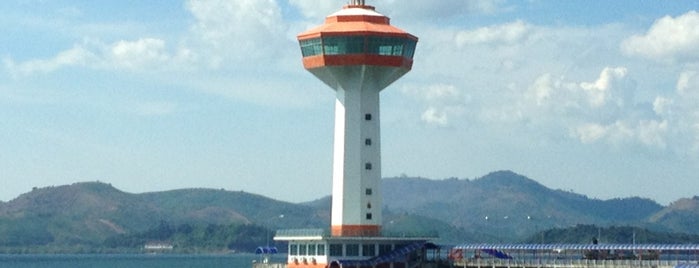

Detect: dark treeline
[103, 221, 275, 253]
[523, 224, 699, 244]
[0, 221, 277, 254]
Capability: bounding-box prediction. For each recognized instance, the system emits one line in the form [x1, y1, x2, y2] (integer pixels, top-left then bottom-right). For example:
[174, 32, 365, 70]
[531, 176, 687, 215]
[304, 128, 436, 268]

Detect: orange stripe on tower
[331, 225, 381, 237]
[302, 54, 413, 69]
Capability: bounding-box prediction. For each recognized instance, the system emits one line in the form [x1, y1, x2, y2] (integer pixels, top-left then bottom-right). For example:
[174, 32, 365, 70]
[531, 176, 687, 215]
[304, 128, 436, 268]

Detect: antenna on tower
[349, 0, 365, 6]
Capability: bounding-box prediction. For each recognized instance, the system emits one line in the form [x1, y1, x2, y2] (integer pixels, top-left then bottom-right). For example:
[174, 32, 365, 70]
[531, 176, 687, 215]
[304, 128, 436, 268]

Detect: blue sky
[2, 0, 698, 205]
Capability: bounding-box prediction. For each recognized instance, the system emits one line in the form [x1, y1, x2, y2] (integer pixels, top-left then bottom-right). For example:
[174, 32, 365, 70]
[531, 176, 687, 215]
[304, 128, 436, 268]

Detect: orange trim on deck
[331, 225, 381, 237]
[302, 54, 413, 69]
[287, 259, 327, 268]
[288, 263, 326, 268]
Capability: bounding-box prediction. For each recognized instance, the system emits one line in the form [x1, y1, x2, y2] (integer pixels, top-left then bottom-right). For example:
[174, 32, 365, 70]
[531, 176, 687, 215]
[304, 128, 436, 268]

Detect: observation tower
[270, 1, 430, 268]
[298, 0, 417, 238]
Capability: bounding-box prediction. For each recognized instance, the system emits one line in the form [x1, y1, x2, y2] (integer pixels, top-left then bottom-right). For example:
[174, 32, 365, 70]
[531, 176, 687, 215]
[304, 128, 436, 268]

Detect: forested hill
[0, 182, 325, 252]
[0, 170, 697, 252]
[380, 171, 669, 240]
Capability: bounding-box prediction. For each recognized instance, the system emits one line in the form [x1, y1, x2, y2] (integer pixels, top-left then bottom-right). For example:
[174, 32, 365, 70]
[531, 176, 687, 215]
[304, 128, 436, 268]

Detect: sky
[1, 0, 698, 205]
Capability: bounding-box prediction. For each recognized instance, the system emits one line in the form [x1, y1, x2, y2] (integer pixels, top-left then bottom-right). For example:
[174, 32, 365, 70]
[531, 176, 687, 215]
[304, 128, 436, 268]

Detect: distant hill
[523, 224, 699, 244]
[648, 196, 699, 234]
[0, 182, 325, 252]
[382, 171, 665, 241]
[0, 170, 697, 251]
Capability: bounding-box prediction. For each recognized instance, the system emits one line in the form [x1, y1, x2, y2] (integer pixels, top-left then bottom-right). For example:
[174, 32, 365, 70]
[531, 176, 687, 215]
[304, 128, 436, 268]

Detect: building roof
[454, 243, 699, 251]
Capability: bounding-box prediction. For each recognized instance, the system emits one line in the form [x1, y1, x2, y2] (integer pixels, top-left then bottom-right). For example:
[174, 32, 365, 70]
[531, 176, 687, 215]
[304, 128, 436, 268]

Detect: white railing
[251, 263, 286, 268]
[453, 258, 695, 268]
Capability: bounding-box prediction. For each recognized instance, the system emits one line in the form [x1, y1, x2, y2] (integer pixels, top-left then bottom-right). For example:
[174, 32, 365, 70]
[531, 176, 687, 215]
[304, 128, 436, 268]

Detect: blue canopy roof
[454, 243, 699, 251]
[255, 246, 278, 254]
[330, 242, 425, 267]
[675, 264, 699, 268]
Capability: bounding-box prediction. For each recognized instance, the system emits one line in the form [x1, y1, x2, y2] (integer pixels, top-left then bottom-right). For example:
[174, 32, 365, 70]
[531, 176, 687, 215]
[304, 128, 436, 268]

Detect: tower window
[365, 162, 372, 170]
[365, 113, 372, 120]
[367, 202, 372, 209]
[366, 213, 373, 220]
[365, 188, 372, 195]
[365, 138, 372, 145]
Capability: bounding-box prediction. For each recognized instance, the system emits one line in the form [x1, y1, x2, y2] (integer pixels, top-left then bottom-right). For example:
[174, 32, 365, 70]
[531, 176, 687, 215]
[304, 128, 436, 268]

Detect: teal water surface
[0, 254, 286, 268]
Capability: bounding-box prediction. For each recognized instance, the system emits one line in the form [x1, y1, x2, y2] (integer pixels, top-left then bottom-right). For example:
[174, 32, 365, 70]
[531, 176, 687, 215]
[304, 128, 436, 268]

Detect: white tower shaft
[331, 84, 381, 236]
[297, 3, 417, 237]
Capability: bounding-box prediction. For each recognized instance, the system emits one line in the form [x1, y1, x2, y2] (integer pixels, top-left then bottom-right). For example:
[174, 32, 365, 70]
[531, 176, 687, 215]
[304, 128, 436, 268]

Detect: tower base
[331, 225, 380, 237]
[274, 229, 433, 268]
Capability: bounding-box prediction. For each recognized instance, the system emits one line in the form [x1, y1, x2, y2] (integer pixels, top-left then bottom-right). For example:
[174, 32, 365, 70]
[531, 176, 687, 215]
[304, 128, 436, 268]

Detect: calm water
[0, 254, 287, 268]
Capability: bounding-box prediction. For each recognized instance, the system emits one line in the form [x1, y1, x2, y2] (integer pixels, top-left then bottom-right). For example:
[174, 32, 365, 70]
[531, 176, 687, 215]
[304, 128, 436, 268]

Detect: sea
[0, 253, 286, 268]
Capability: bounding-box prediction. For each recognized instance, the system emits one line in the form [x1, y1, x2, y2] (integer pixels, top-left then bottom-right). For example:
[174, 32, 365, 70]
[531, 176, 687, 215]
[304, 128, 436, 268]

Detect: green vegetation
[1, 172, 698, 253]
[0, 220, 276, 254]
[103, 221, 272, 253]
[523, 224, 699, 244]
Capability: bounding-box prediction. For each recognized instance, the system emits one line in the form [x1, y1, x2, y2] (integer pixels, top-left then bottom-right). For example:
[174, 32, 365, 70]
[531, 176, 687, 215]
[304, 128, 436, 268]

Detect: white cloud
[520, 67, 675, 148]
[621, 11, 699, 63]
[290, 0, 510, 25]
[529, 73, 555, 105]
[673, 68, 699, 150]
[677, 70, 698, 95]
[6, 1, 291, 75]
[637, 67, 699, 152]
[5, 0, 291, 76]
[456, 20, 531, 46]
[109, 38, 170, 70]
[579, 67, 628, 107]
[185, 0, 287, 65]
[525, 67, 631, 117]
[572, 120, 667, 148]
[3, 38, 184, 76]
[383, 0, 508, 19]
[653, 96, 673, 116]
[288, 0, 340, 20]
[421, 108, 449, 126]
[4, 45, 96, 76]
[402, 84, 467, 127]
[638, 119, 668, 148]
[573, 123, 608, 143]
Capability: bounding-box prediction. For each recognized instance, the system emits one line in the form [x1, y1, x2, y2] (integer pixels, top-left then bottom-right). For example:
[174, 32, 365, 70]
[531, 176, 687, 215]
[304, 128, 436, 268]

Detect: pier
[450, 243, 699, 268]
[453, 259, 698, 268]
[254, 242, 699, 268]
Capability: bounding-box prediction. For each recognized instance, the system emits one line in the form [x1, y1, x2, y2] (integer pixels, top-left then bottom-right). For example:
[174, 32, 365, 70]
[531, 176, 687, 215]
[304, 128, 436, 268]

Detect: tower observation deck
[297, 1, 417, 237]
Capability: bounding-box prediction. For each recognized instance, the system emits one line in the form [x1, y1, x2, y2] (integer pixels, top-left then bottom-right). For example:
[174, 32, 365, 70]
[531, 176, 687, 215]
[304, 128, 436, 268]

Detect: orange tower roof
[297, 4, 414, 39]
[297, 3, 417, 70]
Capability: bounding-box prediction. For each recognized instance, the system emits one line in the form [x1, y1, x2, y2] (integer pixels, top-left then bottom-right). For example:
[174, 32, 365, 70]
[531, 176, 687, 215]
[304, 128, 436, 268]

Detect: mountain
[382, 171, 665, 241]
[0, 170, 696, 251]
[0, 182, 325, 251]
[0, 182, 144, 247]
[648, 196, 699, 234]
